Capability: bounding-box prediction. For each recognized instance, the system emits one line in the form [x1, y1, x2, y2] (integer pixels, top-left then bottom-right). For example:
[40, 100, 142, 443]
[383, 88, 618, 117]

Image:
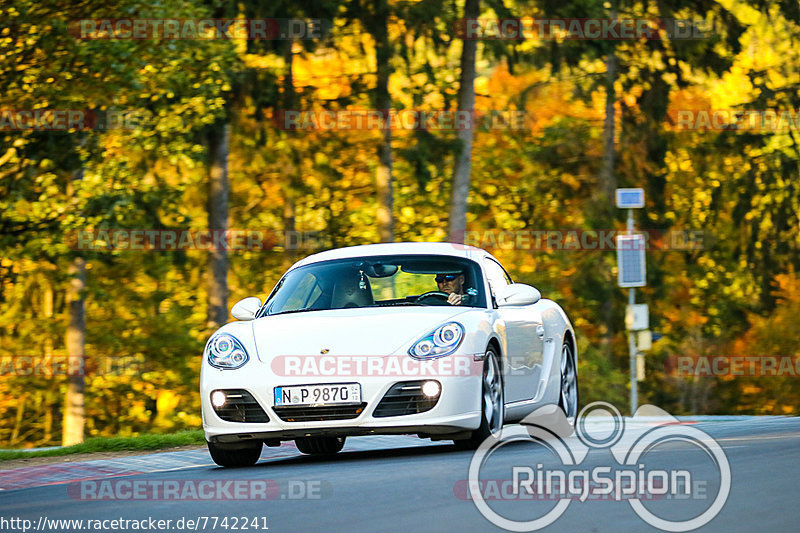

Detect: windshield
[263, 254, 486, 316]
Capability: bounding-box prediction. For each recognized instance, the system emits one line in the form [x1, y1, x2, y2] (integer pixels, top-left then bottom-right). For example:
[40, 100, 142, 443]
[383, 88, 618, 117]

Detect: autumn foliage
[1, 0, 799, 447]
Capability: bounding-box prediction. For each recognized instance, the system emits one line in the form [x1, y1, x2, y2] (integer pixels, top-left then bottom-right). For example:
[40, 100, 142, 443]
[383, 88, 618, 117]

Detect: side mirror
[497, 284, 541, 307]
[231, 296, 262, 321]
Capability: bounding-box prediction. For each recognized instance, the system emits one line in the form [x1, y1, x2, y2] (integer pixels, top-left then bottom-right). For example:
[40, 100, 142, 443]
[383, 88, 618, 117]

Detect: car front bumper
[201, 363, 483, 442]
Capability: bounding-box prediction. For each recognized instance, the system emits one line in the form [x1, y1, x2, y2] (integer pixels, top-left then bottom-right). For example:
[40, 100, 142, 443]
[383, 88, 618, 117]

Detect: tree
[448, 0, 480, 243]
[355, 0, 395, 242]
[0, 0, 234, 444]
[206, 122, 230, 330]
[62, 256, 86, 445]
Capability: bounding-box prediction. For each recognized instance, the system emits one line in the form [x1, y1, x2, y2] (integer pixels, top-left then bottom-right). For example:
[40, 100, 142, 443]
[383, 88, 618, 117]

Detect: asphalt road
[1, 416, 798, 532]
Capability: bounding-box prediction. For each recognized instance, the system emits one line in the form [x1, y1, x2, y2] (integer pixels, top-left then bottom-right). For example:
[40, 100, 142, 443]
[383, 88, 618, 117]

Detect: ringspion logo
[468, 403, 730, 531]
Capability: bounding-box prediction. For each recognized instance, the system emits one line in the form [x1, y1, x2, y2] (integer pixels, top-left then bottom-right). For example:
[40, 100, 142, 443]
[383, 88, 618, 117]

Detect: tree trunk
[10, 397, 25, 445]
[43, 281, 55, 444]
[282, 41, 298, 263]
[448, 0, 480, 243]
[207, 122, 230, 330]
[63, 256, 86, 446]
[372, 4, 394, 243]
[601, 48, 618, 201]
[599, 8, 619, 360]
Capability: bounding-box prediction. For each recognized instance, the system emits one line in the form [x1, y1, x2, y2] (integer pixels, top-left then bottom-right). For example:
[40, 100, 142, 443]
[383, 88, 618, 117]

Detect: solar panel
[615, 188, 645, 208]
[617, 234, 646, 287]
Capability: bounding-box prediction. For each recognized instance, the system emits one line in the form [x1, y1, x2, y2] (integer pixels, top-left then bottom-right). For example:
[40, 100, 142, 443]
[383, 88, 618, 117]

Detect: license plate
[274, 384, 361, 406]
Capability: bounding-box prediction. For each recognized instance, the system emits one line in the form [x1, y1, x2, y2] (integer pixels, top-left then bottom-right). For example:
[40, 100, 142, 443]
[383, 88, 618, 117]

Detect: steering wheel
[415, 291, 451, 305]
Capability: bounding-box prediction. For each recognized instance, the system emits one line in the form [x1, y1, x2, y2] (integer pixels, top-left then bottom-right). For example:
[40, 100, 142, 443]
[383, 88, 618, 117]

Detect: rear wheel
[295, 436, 346, 455]
[207, 440, 262, 468]
[558, 338, 579, 426]
[454, 347, 504, 450]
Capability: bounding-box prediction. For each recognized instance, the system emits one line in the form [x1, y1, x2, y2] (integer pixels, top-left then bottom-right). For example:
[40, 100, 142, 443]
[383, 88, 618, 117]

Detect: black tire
[207, 440, 262, 467]
[454, 347, 504, 450]
[295, 436, 346, 455]
[558, 338, 579, 426]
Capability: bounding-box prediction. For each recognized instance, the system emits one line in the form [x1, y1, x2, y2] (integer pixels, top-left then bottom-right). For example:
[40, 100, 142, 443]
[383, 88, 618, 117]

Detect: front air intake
[211, 389, 270, 423]
[372, 381, 441, 418]
[273, 403, 367, 422]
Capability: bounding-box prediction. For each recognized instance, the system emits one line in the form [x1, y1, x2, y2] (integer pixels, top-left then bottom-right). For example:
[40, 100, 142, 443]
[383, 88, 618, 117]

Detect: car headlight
[205, 333, 249, 369]
[409, 322, 464, 359]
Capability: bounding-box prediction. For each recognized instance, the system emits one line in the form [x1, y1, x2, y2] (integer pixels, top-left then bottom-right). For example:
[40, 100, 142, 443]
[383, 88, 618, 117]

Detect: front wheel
[454, 347, 504, 450]
[295, 436, 346, 455]
[207, 440, 262, 468]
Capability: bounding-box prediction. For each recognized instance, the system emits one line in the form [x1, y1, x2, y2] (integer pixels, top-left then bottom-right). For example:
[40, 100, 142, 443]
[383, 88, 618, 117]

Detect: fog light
[211, 390, 226, 407]
[422, 380, 441, 398]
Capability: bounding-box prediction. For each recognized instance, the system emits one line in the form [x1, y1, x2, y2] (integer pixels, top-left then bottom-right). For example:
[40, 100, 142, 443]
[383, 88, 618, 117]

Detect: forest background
[1, 0, 799, 447]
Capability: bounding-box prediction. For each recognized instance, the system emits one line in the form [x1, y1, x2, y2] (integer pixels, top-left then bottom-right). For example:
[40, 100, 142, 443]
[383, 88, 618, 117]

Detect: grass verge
[0, 430, 205, 461]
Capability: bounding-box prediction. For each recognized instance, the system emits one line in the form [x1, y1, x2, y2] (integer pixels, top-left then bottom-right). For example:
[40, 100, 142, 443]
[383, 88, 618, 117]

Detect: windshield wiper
[268, 308, 316, 317]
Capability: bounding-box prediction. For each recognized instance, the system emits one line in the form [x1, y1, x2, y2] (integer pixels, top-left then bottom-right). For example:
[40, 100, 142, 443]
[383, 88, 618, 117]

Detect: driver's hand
[447, 293, 462, 306]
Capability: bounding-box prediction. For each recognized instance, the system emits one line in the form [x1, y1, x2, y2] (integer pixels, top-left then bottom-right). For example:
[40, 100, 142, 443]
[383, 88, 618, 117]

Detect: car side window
[483, 258, 511, 301]
[281, 273, 322, 312]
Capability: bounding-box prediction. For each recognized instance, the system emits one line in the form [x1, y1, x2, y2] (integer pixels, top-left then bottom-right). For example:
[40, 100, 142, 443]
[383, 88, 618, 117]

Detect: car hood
[250, 307, 472, 361]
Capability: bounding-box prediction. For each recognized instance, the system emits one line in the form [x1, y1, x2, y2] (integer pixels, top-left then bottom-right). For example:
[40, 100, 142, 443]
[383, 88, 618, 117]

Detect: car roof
[289, 242, 490, 271]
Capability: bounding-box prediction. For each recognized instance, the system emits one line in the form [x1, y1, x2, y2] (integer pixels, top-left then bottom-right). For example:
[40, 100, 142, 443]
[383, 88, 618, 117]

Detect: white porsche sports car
[201, 242, 578, 467]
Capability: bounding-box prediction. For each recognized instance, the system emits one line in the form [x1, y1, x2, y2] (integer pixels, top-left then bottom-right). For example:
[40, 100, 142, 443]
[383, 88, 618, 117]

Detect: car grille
[273, 403, 367, 422]
[212, 389, 270, 423]
[372, 381, 440, 418]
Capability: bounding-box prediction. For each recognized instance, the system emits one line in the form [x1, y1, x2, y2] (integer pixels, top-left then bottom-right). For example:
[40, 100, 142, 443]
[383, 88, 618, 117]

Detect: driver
[435, 272, 469, 306]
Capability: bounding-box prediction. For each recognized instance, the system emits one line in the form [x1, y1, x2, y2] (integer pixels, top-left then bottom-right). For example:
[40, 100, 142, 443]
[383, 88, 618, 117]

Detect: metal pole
[627, 208, 638, 414]
[628, 288, 637, 414]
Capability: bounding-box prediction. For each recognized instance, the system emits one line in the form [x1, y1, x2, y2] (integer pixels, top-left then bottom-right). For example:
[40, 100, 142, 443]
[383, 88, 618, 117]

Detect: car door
[483, 257, 544, 404]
